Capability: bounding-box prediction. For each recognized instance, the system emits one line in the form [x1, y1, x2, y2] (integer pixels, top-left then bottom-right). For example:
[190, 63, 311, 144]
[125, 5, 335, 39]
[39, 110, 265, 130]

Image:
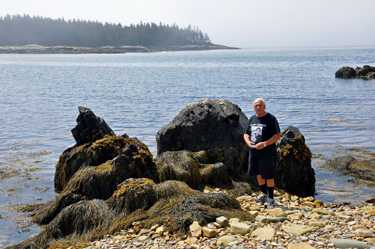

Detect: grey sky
[1, 0, 375, 48]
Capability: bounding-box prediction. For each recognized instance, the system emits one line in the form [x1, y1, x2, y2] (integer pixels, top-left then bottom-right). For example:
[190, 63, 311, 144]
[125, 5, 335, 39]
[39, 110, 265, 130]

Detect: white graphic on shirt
[250, 126, 263, 143]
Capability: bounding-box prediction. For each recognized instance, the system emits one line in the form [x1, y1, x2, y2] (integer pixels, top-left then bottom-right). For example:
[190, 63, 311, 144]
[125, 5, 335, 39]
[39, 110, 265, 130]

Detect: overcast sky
[2, 0, 375, 48]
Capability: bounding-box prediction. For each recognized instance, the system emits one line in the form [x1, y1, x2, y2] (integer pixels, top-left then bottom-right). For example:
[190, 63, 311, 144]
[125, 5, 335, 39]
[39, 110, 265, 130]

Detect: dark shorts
[248, 152, 277, 179]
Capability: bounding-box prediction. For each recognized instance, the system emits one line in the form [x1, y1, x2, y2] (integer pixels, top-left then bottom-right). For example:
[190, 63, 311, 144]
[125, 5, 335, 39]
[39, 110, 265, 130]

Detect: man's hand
[254, 142, 266, 150]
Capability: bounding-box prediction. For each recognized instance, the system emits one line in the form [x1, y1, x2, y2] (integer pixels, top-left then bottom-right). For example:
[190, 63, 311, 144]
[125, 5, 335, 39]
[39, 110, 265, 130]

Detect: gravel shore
[71, 189, 375, 249]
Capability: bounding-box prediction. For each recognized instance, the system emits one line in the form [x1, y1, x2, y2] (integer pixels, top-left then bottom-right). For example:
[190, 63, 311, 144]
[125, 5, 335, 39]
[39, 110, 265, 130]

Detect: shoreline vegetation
[0, 44, 239, 54]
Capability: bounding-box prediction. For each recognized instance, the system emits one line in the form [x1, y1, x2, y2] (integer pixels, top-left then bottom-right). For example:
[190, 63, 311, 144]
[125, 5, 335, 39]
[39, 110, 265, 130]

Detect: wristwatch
[263, 142, 267, 147]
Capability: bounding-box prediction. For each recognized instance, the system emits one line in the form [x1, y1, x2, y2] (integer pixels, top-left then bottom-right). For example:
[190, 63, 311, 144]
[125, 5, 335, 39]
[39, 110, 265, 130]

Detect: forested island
[0, 14, 237, 53]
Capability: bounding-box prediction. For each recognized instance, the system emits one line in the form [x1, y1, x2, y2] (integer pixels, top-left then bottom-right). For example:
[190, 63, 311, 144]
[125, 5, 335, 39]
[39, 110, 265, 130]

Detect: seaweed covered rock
[156, 98, 249, 180]
[276, 126, 315, 197]
[328, 155, 375, 182]
[71, 106, 115, 145]
[23, 180, 252, 248]
[107, 178, 157, 216]
[37, 140, 158, 225]
[20, 199, 114, 249]
[105, 180, 253, 236]
[155, 150, 232, 189]
[54, 136, 157, 192]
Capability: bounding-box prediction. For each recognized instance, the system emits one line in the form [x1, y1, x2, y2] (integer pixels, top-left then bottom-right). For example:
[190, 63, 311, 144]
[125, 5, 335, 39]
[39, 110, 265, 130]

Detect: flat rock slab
[217, 235, 238, 245]
[287, 242, 315, 249]
[329, 238, 370, 249]
[284, 224, 314, 236]
[250, 227, 276, 240]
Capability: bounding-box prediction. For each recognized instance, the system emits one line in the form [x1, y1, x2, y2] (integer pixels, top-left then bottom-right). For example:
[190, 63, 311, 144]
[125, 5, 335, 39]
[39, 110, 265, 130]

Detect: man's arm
[265, 132, 281, 146]
[253, 132, 281, 150]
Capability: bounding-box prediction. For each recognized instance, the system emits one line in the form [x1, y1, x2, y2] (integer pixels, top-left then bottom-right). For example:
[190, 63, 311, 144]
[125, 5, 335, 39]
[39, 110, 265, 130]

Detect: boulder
[335, 66, 356, 78]
[276, 126, 315, 197]
[71, 106, 115, 145]
[156, 98, 250, 181]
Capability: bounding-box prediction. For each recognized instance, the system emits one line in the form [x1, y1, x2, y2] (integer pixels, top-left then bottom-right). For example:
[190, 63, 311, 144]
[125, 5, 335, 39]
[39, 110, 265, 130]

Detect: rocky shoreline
[0, 44, 239, 54]
[3, 99, 375, 249]
[66, 189, 375, 249]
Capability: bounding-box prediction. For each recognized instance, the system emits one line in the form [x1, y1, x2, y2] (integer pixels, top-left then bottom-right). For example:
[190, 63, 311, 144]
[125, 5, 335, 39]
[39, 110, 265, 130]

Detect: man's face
[253, 99, 266, 117]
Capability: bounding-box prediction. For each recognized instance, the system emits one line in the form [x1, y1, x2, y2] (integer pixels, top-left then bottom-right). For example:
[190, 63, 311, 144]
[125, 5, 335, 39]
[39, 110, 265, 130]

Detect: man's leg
[254, 174, 268, 203]
[257, 174, 267, 194]
[266, 178, 275, 199]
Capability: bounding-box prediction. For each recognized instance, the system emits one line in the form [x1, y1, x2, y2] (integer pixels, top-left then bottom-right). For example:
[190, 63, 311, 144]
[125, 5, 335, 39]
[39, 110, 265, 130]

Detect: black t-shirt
[243, 113, 281, 155]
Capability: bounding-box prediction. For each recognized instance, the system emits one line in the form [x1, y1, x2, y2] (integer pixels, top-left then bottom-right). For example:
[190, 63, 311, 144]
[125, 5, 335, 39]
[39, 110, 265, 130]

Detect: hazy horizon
[2, 0, 375, 49]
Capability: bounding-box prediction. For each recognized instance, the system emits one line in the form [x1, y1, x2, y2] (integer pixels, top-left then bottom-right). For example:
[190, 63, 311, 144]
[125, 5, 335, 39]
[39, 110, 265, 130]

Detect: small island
[0, 14, 238, 54]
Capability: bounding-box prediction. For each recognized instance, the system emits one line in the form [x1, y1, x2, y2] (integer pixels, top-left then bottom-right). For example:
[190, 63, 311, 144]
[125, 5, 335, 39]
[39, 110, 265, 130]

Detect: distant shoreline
[0, 44, 239, 54]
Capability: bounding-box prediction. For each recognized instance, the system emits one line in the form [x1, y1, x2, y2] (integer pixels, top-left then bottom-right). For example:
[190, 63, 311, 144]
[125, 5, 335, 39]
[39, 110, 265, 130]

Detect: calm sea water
[1, 47, 375, 246]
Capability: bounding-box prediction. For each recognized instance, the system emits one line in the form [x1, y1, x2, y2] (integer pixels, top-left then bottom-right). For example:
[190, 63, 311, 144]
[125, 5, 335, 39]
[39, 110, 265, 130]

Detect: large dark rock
[276, 126, 315, 197]
[71, 106, 115, 145]
[328, 155, 375, 182]
[156, 98, 249, 180]
[335, 66, 356, 78]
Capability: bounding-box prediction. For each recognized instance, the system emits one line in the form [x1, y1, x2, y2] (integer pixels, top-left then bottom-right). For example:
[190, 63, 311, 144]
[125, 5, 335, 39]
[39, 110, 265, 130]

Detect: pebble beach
[72, 189, 375, 249]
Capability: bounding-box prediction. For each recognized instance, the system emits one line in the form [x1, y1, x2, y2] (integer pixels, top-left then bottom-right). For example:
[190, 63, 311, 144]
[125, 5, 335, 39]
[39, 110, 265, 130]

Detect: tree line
[0, 14, 212, 47]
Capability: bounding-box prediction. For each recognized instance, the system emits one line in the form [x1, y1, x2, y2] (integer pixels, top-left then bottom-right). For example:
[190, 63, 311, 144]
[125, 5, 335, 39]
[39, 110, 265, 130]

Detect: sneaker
[264, 198, 276, 209]
[254, 192, 268, 203]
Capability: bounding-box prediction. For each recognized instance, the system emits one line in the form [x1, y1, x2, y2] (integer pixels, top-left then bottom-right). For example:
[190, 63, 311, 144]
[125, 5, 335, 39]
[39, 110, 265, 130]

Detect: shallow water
[1, 47, 375, 246]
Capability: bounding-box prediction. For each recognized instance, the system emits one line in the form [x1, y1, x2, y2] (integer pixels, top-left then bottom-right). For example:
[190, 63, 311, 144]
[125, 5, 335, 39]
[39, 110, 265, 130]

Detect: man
[243, 98, 281, 208]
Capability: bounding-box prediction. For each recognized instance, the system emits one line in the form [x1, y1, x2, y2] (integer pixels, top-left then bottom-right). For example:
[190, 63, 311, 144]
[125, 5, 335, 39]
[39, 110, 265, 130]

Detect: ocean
[1, 47, 375, 246]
